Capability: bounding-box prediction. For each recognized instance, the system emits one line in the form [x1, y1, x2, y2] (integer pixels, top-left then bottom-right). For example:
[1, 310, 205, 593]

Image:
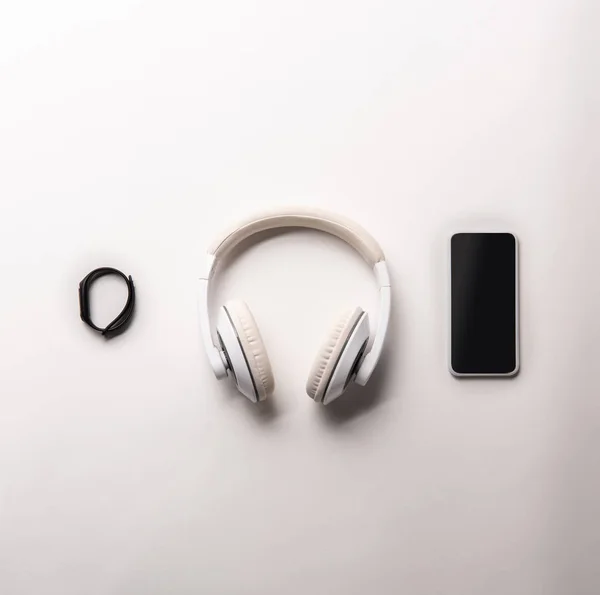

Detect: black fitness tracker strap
[79, 267, 136, 337]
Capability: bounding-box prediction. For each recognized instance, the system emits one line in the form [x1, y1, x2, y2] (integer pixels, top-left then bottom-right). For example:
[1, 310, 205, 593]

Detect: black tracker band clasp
[79, 267, 136, 337]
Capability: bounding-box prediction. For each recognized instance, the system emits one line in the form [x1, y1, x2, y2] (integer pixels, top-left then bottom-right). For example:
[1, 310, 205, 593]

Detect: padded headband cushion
[306, 307, 364, 402]
[224, 300, 274, 400]
[209, 208, 385, 267]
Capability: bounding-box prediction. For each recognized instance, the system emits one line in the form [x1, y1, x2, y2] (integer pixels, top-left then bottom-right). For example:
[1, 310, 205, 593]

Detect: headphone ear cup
[306, 307, 369, 405]
[217, 300, 275, 402]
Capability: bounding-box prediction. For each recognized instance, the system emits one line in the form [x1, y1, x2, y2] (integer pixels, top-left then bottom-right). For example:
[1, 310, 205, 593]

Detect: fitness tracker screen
[450, 233, 518, 376]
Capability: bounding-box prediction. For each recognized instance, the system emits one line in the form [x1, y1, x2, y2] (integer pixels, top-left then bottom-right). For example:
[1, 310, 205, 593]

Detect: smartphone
[450, 232, 519, 376]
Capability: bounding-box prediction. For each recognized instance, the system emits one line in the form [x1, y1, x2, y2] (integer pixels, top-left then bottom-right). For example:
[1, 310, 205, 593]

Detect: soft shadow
[450, 370, 520, 382]
[221, 382, 279, 425]
[244, 394, 279, 424]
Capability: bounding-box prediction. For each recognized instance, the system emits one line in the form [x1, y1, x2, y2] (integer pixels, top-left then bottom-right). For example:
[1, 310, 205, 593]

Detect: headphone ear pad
[306, 307, 367, 404]
[218, 300, 275, 402]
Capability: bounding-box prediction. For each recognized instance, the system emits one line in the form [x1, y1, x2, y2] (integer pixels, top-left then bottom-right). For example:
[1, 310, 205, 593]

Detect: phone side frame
[448, 232, 520, 378]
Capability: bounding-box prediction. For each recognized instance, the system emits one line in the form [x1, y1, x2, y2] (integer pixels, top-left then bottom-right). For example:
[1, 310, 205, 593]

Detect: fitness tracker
[79, 267, 136, 337]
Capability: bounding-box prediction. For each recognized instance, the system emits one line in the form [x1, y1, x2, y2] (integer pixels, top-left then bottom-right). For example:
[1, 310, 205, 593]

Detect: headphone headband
[199, 207, 391, 392]
[208, 207, 385, 267]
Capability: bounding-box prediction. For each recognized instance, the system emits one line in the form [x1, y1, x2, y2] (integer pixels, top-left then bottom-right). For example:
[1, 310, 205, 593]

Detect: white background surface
[1, 1, 599, 594]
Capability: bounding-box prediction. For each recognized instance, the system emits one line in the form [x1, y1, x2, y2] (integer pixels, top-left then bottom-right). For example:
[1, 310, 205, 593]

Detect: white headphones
[199, 208, 391, 405]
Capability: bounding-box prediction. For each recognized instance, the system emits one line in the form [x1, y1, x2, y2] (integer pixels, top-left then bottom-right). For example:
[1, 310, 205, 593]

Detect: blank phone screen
[451, 233, 517, 375]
